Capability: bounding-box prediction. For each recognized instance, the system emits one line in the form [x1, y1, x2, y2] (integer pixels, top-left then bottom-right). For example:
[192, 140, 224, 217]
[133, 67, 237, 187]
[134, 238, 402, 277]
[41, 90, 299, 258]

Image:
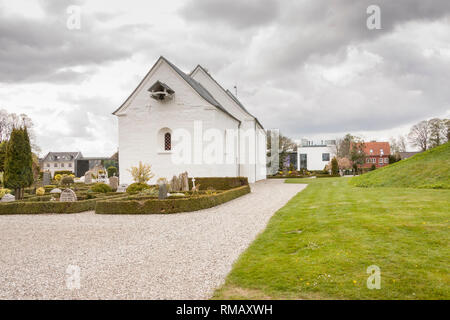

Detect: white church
[113, 56, 267, 185]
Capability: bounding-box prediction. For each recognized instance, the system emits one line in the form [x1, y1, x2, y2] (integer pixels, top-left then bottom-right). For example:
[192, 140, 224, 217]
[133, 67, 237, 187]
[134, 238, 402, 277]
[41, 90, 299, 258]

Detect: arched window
[164, 132, 171, 151]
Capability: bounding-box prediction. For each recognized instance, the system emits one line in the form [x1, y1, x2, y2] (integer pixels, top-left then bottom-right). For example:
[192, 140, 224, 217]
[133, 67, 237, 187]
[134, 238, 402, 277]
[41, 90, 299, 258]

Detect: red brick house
[362, 141, 390, 168]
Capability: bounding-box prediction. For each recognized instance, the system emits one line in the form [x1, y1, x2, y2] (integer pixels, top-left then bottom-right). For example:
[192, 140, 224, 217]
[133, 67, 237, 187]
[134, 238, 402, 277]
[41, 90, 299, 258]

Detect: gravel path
[0, 180, 306, 299]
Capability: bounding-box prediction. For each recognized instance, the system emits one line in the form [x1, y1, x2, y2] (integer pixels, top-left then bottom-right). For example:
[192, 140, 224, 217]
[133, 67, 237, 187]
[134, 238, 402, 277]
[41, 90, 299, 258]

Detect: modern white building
[296, 139, 336, 171]
[114, 56, 267, 185]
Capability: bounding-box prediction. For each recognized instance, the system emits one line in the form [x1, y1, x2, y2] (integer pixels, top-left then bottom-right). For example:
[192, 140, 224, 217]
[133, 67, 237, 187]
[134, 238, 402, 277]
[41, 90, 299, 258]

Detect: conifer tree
[4, 127, 33, 200]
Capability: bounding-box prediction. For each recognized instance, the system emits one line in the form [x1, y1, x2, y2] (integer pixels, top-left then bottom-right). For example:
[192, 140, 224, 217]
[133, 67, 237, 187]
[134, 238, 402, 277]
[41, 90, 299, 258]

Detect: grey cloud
[182, 0, 450, 73]
[0, 0, 134, 83]
[179, 0, 280, 29]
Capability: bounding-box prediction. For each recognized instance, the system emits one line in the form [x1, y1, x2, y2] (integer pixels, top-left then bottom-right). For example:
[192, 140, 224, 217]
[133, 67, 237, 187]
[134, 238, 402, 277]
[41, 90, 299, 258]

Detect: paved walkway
[0, 180, 306, 299]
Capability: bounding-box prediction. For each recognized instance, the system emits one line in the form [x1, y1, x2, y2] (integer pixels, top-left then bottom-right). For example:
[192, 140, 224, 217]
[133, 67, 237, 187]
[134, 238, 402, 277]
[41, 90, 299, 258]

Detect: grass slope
[214, 178, 450, 300]
[351, 142, 450, 189]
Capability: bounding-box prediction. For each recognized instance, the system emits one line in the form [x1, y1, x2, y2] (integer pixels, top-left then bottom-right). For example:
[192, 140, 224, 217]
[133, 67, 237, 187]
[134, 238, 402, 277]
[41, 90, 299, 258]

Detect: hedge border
[187, 177, 248, 191]
[95, 185, 251, 215]
[0, 194, 125, 215]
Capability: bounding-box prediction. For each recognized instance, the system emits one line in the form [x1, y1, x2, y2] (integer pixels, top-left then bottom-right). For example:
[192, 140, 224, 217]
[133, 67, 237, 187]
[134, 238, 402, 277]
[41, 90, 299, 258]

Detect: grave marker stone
[84, 172, 92, 184]
[43, 172, 51, 186]
[117, 184, 128, 193]
[109, 176, 119, 191]
[1, 194, 15, 202]
[60, 189, 77, 202]
[158, 183, 168, 200]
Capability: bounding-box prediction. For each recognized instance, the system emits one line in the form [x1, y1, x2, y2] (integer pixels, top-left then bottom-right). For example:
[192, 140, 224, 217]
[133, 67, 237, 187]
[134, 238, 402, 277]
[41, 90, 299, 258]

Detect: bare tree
[0, 109, 40, 153]
[398, 135, 407, 152]
[408, 120, 429, 151]
[428, 118, 445, 148]
[445, 119, 450, 142]
[390, 135, 407, 154]
[336, 134, 354, 159]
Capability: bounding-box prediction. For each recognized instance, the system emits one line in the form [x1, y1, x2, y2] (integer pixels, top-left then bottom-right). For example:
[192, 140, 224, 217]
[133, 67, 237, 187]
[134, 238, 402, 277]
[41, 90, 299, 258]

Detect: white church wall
[118, 59, 241, 185]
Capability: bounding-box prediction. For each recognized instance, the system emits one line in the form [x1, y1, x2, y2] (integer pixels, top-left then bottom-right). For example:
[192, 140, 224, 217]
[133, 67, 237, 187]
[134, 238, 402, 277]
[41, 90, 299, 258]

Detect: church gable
[113, 57, 240, 125]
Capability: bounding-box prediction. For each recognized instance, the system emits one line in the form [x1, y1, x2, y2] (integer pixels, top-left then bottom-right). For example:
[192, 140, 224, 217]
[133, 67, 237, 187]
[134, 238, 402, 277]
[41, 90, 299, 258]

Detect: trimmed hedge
[187, 177, 248, 190]
[315, 174, 341, 178]
[96, 185, 251, 215]
[0, 199, 98, 215]
[0, 193, 125, 214]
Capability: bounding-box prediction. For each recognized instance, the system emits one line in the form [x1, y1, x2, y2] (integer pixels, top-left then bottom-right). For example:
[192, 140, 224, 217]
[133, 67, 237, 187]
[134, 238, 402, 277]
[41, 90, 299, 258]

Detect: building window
[164, 132, 171, 151]
[384, 158, 389, 163]
[69, 163, 72, 167]
[300, 154, 307, 169]
[46, 163, 50, 168]
[322, 153, 330, 161]
[379, 158, 383, 164]
[54, 163, 58, 168]
[61, 163, 65, 168]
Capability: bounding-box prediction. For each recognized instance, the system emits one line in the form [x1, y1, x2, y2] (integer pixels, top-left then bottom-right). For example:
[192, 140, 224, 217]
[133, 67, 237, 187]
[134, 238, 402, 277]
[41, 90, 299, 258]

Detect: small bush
[36, 187, 45, 196]
[89, 183, 113, 193]
[54, 170, 74, 177]
[107, 166, 118, 177]
[61, 175, 75, 186]
[0, 188, 11, 198]
[126, 183, 151, 193]
[331, 157, 339, 175]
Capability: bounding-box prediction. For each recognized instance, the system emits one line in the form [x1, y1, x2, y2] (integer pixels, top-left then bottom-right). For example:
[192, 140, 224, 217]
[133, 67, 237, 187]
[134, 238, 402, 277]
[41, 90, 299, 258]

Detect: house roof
[399, 151, 420, 159]
[113, 56, 241, 124]
[43, 152, 83, 162]
[362, 142, 390, 156]
[191, 64, 264, 130]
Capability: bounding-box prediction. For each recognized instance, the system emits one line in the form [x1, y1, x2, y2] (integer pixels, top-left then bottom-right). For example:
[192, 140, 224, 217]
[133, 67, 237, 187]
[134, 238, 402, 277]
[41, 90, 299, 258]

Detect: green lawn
[214, 178, 450, 300]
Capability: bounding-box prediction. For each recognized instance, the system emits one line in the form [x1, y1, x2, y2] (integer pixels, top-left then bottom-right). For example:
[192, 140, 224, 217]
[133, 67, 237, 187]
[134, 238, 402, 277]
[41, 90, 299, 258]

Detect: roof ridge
[191, 65, 264, 129]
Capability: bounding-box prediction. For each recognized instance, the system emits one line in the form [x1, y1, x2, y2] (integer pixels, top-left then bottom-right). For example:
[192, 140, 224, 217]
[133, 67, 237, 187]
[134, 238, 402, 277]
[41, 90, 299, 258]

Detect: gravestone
[117, 184, 128, 193]
[50, 188, 62, 194]
[180, 172, 189, 191]
[84, 172, 92, 184]
[158, 183, 168, 200]
[1, 194, 15, 202]
[60, 189, 77, 202]
[109, 176, 119, 191]
[170, 175, 180, 192]
[43, 172, 51, 186]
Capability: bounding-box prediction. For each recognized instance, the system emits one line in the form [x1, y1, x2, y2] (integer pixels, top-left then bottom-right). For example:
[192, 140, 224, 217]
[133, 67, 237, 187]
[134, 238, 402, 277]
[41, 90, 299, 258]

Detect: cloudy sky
[0, 0, 449, 156]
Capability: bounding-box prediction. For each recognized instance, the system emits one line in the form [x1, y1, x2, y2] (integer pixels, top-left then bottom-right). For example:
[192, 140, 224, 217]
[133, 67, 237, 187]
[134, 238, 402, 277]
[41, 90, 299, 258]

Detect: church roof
[191, 64, 264, 129]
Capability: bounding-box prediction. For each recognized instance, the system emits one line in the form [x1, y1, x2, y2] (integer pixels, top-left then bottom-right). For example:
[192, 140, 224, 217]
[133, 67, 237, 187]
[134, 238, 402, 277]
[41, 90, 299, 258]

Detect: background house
[41, 152, 117, 177]
[362, 141, 390, 168]
[40, 152, 83, 177]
